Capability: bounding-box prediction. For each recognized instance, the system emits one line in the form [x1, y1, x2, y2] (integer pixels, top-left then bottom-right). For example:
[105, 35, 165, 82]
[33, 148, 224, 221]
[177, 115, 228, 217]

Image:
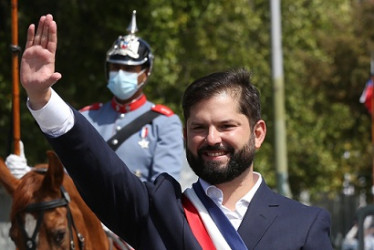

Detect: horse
[0, 151, 112, 250]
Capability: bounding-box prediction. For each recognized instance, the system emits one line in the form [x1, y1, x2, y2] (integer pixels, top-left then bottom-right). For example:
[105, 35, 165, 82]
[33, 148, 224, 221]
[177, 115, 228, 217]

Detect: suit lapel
[237, 180, 280, 249]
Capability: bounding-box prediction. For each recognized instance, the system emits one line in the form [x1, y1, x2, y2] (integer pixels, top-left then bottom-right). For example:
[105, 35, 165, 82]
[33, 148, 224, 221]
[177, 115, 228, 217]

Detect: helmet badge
[115, 37, 140, 59]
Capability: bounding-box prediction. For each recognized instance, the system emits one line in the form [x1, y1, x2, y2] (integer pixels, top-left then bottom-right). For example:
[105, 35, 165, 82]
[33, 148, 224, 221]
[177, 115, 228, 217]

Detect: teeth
[206, 152, 225, 157]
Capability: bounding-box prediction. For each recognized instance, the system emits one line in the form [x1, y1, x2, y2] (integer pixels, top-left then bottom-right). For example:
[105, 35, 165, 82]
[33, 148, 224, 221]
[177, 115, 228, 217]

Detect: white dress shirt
[199, 172, 262, 230]
[28, 88, 74, 137]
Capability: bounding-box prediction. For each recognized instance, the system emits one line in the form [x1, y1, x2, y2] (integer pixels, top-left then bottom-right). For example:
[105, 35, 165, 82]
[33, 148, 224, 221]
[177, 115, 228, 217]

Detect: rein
[16, 168, 85, 250]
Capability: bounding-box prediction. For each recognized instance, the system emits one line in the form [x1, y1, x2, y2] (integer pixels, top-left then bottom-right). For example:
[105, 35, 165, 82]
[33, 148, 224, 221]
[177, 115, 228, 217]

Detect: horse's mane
[10, 164, 50, 221]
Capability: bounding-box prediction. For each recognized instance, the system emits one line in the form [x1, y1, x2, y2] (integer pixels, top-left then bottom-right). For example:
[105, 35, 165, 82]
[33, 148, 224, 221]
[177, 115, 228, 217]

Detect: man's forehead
[192, 92, 239, 109]
[188, 95, 243, 120]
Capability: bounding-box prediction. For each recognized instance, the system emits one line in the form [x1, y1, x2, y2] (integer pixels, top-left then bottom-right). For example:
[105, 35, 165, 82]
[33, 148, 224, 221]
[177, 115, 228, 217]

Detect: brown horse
[0, 151, 111, 250]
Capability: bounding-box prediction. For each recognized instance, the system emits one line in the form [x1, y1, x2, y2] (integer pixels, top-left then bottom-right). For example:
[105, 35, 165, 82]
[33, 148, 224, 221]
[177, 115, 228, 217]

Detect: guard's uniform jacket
[80, 94, 184, 181]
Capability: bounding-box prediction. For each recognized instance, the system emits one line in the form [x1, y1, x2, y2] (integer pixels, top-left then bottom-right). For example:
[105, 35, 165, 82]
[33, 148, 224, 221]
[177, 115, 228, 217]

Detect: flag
[360, 79, 373, 114]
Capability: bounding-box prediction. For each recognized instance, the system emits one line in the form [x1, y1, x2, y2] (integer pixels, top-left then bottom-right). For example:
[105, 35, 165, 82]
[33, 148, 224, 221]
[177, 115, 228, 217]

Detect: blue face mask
[107, 69, 146, 100]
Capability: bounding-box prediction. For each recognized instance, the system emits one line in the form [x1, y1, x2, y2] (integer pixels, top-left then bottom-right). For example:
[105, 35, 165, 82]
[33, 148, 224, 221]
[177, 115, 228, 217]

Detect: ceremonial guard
[80, 11, 184, 181]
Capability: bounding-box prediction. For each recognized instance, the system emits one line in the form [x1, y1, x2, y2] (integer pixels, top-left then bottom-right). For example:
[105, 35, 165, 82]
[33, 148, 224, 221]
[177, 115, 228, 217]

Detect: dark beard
[186, 135, 256, 185]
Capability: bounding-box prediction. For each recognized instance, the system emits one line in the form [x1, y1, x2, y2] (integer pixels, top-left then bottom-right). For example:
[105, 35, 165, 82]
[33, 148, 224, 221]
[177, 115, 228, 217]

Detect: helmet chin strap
[136, 81, 146, 91]
[137, 68, 148, 88]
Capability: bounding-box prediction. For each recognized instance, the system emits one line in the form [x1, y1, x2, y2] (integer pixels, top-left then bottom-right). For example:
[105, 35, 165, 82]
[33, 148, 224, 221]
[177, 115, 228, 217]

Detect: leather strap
[107, 110, 161, 151]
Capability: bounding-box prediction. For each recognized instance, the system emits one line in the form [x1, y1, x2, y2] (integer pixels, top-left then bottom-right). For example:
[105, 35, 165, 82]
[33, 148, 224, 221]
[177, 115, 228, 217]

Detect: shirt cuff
[27, 88, 74, 137]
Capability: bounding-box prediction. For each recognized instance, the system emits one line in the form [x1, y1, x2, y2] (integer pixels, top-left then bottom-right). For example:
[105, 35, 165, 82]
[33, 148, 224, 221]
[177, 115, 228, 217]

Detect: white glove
[5, 141, 32, 179]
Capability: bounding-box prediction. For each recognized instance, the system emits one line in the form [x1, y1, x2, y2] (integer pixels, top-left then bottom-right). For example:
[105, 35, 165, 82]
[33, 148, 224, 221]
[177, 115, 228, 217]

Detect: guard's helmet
[106, 10, 154, 75]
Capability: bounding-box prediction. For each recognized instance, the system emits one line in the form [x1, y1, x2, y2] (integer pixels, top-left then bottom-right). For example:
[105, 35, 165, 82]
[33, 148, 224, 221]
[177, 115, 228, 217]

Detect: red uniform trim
[151, 104, 174, 117]
[79, 102, 103, 112]
[111, 94, 147, 113]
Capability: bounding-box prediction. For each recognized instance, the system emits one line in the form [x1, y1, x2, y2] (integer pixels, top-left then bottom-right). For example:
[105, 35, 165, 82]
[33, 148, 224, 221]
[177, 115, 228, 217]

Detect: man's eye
[222, 124, 235, 129]
[191, 125, 204, 130]
[192, 128, 203, 131]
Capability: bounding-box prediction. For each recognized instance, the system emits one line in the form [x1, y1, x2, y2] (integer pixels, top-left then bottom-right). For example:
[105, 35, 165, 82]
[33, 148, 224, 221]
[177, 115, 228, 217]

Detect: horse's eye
[53, 229, 66, 244]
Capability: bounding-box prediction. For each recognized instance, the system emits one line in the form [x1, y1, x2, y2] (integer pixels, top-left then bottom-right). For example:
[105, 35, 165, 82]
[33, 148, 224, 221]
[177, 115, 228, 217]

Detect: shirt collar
[199, 172, 263, 205]
[111, 94, 147, 113]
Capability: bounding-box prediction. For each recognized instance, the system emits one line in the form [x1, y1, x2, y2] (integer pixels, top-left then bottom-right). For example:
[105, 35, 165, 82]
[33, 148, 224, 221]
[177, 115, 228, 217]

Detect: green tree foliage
[281, 0, 372, 199]
[0, 0, 373, 202]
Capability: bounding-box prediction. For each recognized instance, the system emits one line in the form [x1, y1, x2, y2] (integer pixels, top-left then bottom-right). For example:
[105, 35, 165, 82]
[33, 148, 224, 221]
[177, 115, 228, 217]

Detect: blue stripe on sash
[193, 182, 248, 250]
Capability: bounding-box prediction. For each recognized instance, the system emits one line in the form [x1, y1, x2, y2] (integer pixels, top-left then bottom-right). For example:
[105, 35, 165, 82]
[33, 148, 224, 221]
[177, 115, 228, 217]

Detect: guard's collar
[111, 94, 147, 113]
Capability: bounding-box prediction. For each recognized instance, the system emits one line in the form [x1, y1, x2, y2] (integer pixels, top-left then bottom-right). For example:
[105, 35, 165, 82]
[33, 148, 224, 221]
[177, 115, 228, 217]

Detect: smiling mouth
[201, 150, 231, 162]
[198, 145, 233, 160]
[204, 151, 227, 157]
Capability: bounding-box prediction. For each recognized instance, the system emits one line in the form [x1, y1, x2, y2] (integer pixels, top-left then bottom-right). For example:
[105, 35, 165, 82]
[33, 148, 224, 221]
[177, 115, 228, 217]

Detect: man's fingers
[40, 21, 49, 48]
[47, 20, 57, 54]
[50, 72, 62, 85]
[25, 14, 56, 51]
[25, 24, 35, 49]
[34, 15, 48, 45]
[40, 14, 54, 48]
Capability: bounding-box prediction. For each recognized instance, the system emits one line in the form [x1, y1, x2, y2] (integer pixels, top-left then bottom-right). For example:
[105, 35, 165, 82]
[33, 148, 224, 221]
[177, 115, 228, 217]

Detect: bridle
[16, 168, 85, 250]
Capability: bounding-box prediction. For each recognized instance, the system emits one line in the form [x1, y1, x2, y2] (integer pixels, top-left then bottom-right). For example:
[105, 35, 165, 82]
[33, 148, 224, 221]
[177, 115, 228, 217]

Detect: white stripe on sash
[184, 188, 232, 250]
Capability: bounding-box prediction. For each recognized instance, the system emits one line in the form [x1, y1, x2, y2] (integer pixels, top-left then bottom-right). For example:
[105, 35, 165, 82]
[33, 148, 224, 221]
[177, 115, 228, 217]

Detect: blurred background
[1, 0, 374, 249]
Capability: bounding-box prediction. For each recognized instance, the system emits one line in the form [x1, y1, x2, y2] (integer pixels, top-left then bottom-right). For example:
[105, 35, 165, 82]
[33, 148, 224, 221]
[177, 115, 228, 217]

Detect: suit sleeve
[304, 208, 333, 250]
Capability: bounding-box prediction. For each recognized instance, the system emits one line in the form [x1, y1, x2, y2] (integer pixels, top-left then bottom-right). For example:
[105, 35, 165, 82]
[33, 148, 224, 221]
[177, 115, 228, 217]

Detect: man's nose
[205, 127, 222, 145]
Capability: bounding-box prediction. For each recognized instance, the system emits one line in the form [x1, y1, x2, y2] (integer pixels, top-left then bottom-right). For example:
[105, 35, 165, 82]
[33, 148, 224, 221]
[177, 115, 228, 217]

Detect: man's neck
[215, 167, 256, 211]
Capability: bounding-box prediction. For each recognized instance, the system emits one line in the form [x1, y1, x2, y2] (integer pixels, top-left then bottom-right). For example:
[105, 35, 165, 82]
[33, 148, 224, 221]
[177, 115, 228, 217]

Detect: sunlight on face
[185, 92, 255, 184]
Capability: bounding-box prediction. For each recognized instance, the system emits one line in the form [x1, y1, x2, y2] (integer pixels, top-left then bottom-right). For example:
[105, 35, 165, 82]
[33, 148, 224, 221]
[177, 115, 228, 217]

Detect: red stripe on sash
[182, 195, 216, 250]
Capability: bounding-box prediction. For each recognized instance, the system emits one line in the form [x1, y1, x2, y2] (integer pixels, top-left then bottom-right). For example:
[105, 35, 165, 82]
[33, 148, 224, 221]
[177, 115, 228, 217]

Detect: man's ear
[254, 120, 266, 149]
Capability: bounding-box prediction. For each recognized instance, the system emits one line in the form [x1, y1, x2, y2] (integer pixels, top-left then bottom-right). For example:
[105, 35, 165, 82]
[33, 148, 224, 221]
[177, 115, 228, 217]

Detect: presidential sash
[183, 182, 248, 250]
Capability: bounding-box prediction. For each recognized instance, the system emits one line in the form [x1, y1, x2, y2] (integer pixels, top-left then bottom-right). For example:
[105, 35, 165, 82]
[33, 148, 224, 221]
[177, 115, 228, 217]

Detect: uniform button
[119, 113, 126, 118]
[134, 170, 142, 178]
[116, 126, 121, 131]
[112, 139, 118, 145]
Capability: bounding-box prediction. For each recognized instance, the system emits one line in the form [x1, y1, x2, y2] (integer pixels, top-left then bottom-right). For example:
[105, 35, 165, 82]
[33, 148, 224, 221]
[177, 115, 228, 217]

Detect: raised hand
[20, 14, 62, 109]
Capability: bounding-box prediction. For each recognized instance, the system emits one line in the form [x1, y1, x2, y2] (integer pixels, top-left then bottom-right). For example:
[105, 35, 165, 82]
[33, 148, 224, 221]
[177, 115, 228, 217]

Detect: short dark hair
[182, 68, 261, 128]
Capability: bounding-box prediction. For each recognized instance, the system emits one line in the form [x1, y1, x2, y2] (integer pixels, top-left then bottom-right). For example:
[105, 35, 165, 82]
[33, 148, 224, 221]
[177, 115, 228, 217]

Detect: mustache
[198, 144, 234, 154]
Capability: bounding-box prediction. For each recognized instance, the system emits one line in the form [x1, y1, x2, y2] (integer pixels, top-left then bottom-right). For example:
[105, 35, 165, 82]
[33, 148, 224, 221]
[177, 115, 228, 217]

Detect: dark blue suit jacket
[47, 109, 333, 249]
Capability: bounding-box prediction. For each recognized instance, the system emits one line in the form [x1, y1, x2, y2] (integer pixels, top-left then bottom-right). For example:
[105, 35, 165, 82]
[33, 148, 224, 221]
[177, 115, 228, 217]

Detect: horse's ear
[42, 151, 64, 192]
[0, 157, 20, 195]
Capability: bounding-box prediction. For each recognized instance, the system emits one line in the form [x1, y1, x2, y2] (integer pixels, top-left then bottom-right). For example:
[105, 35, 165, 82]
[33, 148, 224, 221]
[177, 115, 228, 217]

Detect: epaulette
[79, 102, 103, 112]
[151, 104, 174, 117]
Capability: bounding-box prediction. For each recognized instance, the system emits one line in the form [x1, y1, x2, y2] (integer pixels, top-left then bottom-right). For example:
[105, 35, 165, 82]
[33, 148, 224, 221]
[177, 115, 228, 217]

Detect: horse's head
[0, 151, 84, 250]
